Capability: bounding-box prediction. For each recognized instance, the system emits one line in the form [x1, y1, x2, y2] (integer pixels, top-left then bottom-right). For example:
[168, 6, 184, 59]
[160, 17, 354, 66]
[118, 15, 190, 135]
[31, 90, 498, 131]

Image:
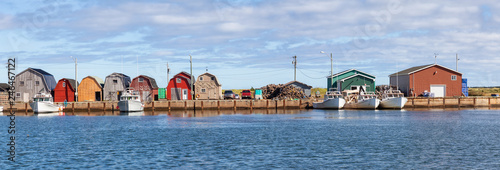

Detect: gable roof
[328, 69, 376, 79]
[284, 81, 312, 89]
[340, 73, 376, 82]
[0, 83, 9, 92]
[105, 72, 131, 88]
[389, 64, 462, 76]
[17, 68, 57, 90]
[60, 78, 78, 91]
[134, 75, 159, 89]
[198, 72, 221, 86]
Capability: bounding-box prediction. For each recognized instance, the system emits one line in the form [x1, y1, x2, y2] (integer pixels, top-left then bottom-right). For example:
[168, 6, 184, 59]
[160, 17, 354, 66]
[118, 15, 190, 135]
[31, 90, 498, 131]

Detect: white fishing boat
[343, 90, 380, 109]
[29, 93, 64, 113]
[117, 90, 144, 112]
[313, 91, 346, 109]
[379, 90, 408, 109]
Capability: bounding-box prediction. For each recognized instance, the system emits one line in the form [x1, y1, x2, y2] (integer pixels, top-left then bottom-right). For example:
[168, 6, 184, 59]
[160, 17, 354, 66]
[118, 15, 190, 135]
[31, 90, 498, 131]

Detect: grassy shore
[469, 87, 500, 96]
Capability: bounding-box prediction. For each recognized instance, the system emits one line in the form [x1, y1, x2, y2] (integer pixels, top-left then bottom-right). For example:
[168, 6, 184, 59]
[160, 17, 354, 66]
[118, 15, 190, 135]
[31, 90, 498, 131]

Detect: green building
[327, 69, 376, 92]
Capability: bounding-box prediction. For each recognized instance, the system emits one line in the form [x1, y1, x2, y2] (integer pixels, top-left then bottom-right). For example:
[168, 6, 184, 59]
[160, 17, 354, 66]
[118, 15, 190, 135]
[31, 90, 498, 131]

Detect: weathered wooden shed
[130, 75, 159, 102]
[53, 78, 77, 102]
[103, 73, 131, 101]
[167, 72, 195, 100]
[389, 64, 462, 97]
[14, 68, 57, 102]
[194, 72, 222, 100]
[285, 81, 312, 97]
[328, 69, 376, 92]
[78, 76, 104, 102]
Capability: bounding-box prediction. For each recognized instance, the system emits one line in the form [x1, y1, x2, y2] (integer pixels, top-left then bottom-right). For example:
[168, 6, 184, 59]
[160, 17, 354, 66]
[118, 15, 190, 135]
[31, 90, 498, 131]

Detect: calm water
[2, 109, 500, 169]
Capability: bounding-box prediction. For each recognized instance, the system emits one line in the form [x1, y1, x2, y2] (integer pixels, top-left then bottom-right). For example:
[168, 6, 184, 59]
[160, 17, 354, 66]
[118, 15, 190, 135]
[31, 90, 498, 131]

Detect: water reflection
[2, 109, 305, 117]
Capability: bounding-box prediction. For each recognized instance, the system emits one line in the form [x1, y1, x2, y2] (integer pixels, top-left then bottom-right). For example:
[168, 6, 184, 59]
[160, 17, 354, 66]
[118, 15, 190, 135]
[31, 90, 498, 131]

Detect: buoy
[196, 94, 200, 98]
[27, 134, 29, 137]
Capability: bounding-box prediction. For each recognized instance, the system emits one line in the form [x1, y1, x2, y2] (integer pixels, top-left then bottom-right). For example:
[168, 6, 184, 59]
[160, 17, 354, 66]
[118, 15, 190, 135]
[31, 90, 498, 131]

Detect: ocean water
[1, 109, 500, 169]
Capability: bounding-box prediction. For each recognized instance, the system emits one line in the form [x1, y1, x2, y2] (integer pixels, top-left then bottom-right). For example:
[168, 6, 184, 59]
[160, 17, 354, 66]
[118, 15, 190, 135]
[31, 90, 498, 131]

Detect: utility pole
[166, 62, 170, 82]
[456, 53, 459, 71]
[189, 55, 193, 100]
[71, 56, 78, 102]
[292, 55, 297, 81]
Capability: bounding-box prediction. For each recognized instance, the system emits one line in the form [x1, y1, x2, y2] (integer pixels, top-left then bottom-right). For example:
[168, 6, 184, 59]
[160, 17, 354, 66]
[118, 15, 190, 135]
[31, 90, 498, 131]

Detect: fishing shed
[194, 72, 222, 100]
[389, 64, 462, 97]
[328, 69, 376, 92]
[284, 81, 312, 97]
[53, 78, 77, 102]
[14, 68, 57, 102]
[130, 75, 159, 102]
[103, 73, 131, 101]
[167, 72, 195, 100]
[78, 76, 104, 102]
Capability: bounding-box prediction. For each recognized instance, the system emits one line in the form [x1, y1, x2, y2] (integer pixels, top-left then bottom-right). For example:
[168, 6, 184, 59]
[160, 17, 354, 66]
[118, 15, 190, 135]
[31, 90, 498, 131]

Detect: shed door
[430, 85, 446, 97]
[182, 89, 188, 100]
[143, 91, 149, 102]
[171, 88, 181, 100]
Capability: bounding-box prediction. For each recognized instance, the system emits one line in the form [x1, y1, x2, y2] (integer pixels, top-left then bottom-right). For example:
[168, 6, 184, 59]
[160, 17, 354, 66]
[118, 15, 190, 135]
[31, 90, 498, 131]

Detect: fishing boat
[117, 90, 144, 112]
[343, 90, 380, 109]
[379, 90, 408, 109]
[313, 90, 346, 109]
[29, 93, 64, 113]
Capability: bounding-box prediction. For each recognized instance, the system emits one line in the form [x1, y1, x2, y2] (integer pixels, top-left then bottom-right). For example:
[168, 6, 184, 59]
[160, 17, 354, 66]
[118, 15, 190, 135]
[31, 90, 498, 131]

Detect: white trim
[340, 73, 376, 82]
[327, 69, 376, 79]
[451, 75, 457, 81]
[408, 64, 462, 75]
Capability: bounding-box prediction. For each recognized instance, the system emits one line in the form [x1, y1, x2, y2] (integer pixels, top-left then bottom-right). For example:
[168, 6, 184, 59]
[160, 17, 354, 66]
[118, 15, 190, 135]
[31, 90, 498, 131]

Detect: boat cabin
[33, 93, 54, 102]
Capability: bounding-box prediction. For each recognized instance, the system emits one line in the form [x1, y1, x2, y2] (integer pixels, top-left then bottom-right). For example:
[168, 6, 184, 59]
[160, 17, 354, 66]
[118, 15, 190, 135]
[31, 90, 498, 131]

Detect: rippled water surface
[2, 109, 500, 169]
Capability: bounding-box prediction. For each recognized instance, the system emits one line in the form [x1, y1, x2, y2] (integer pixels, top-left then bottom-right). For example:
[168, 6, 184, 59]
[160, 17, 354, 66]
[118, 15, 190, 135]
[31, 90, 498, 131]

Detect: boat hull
[380, 97, 408, 109]
[29, 102, 63, 113]
[118, 100, 144, 112]
[313, 98, 346, 109]
[345, 98, 380, 109]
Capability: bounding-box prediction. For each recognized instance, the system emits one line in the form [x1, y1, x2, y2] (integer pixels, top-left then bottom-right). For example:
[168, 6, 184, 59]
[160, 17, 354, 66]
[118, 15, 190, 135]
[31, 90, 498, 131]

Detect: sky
[0, 0, 499, 89]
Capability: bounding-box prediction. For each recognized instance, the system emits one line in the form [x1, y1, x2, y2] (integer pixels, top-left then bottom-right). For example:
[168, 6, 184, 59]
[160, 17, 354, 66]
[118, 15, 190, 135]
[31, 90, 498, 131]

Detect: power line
[297, 68, 326, 79]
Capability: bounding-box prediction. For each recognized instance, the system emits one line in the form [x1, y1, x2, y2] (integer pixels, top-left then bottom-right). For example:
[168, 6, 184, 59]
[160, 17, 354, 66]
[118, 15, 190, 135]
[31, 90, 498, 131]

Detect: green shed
[158, 88, 166, 99]
[327, 69, 376, 92]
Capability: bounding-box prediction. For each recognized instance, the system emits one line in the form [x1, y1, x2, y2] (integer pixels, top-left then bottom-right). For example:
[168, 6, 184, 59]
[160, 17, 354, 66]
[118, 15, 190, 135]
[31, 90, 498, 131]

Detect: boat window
[44, 98, 50, 101]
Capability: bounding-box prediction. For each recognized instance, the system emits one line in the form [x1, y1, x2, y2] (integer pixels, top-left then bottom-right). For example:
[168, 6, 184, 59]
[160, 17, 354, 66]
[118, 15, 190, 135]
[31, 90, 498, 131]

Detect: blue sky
[0, 0, 499, 89]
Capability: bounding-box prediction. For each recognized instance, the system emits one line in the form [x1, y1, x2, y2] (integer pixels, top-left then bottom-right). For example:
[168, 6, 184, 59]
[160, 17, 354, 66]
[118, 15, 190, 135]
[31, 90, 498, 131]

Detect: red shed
[389, 64, 463, 97]
[166, 72, 195, 100]
[130, 75, 159, 102]
[54, 78, 78, 102]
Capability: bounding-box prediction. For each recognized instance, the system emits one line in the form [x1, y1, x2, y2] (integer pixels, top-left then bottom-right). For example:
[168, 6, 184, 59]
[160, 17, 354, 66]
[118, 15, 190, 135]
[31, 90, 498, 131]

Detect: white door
[23, 93, 29, 102]
[430, 85, 446, 97]
[182, 89, 188, 100]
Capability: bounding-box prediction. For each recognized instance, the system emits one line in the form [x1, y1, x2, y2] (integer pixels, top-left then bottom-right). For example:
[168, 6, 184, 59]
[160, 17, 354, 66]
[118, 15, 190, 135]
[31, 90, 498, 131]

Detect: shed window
[35, 81, 40, 86]
[200, 77, 203, 81]
[113, 80, 118, 84]
[211, 77, 215, 81]
[20, 81, 24, 86]
[138, 78, 144, 82]
[16, 92, 20, 97]
[176, 78, 181, 83]
[201, 88, 206, 93]
[451, 75, 457, 81]
[62, 82, 66, 87]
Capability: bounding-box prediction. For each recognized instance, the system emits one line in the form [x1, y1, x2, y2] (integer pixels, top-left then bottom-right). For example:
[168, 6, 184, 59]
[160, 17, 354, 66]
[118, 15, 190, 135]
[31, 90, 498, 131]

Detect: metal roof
[328, 69, 376, 79]
[284, 81, 312, 88]
[389, 64, 462, 76]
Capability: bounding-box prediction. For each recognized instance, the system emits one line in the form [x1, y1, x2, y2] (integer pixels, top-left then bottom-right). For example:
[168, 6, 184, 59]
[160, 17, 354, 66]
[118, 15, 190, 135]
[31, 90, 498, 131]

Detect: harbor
[3, 97, 500, 113]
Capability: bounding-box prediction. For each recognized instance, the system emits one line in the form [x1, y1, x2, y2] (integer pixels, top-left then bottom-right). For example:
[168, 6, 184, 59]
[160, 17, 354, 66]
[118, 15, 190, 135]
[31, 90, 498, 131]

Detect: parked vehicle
[235, 94, 240, 99]
[224, 90, 235, 99]
[241, 90, 252, 99]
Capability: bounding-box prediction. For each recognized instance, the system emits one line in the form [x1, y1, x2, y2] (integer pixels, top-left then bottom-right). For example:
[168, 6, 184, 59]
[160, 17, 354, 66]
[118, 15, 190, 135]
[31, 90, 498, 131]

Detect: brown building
[389, 64, 463, 97]
[78, 76, 104, 102]
[130, 75, 159, 102]
[194, 72, 222, 100]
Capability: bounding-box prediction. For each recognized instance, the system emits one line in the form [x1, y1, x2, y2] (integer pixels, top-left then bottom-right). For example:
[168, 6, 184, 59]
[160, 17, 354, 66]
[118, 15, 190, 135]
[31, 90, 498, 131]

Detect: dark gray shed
[14, 68, 57, 102]
[103, 73, 131, 101]
[285, 81, 313, 97]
